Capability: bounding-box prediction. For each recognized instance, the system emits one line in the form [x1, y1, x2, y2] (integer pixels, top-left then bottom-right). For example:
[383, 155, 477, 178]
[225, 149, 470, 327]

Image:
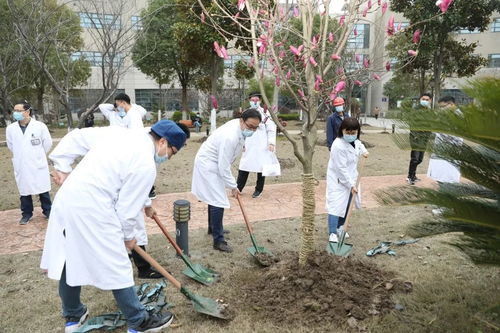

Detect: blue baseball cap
[151, 120, 187, 151]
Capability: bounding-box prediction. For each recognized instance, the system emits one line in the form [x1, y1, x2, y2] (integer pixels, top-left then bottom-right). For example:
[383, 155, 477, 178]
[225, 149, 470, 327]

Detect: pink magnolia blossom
[339, 15, 345, 25]
[387, 15, 395, 36]
[293, 6, 299, 17]
[220, 46, 229, 59]
[385, 61, 391, 71]
[329, 92, 337, 102]
[201, 12, 205, 23]
[298, 89, 306, 100]
[275, 77, 281, 87]
[263, 21, 270, 29]
[334, 81, 346, 93]
[275, 42, 284, 47]
[286, 71, 292, 80]
[436, 0, 454, 13]
[314, 79, 321, 91]
[354, 27, 358, 36]
[273, 66, 279, 75]
[309, 56, 318, 67]
[235, 12, 240, 19]
[368, 0, 373, 9]
[378, 0, 381, 4]
[382, 1, 388, 14]
[362, 7, 368, 17]
[210, 95, 218, 109]
[331, 53, 341, 60]
[259, 9, 267, 15]
[290, 45, 301, 56]
[373, 73, 381, 80]
[213, 41, 223, 58]
[408, 50, 418, 56]
[279, 50, 286, 59]
[237, 0, 245, 11]
[355, 54, 361, 63]
[354, 80, 363, 86]
[413, 29, 421, 43]
[316, 75, 324, 84]
[363, 57, 370, 68]
[259, 44, 266, 55]
[297, 45, 304, 53]
[397, 22, 402, 31]
[328, 32, 334, 42]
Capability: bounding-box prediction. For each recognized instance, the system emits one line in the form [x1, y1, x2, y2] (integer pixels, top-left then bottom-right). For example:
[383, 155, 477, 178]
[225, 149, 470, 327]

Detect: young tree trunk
[181, 83, 189, 120]
[419, 70, 426, 96]
[1, 95, 10, 126]
[433, 46, 444, 105]
[60, 93, 73, 128]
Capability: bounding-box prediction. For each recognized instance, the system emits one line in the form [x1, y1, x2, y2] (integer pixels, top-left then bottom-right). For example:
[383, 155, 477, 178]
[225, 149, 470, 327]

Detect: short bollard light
[392, 123, 396, 133]
[173, 199, 190, 257]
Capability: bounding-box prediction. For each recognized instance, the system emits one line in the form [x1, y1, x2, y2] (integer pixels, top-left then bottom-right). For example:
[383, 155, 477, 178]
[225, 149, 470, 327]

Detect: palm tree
[378, 78, 499, 265]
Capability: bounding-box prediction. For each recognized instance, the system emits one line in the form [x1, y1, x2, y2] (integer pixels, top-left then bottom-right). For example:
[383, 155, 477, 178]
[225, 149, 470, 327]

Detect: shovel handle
[133, 244, 182, 290]
[236, 195, 253, 234]
[152, 214, 184, 256]
[342, 156, 366, 232]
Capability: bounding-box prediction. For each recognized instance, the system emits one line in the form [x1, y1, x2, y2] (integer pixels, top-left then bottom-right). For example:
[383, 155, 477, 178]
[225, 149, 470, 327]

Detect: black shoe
[148, 188, 157, 200]
[414, 176, 422, 182]
[19, 215, 32, 225]
[138, 268, 163, 279]
[208, 229, 230, 235]
[252, 190, 262, 198]
[128, 311, 174, 333]
[213, 241, 233, 253]
[406, 177, 415, 185]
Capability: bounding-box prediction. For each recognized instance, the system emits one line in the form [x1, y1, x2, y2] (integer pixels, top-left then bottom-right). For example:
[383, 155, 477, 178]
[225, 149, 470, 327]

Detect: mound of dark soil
[237, 251, 411, 325]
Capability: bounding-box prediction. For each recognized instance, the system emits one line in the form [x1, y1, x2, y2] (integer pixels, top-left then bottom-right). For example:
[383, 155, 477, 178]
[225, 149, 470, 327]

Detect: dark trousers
[20, 191, 51, 218]
[408, 150, 425, 179]
[208, 205, 225, 244]
[237, 170, 265, 192]
[131, 245, 151, 273]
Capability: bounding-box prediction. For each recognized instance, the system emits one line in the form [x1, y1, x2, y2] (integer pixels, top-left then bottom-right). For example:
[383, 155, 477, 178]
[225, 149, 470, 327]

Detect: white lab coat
[427, 133, 461, 183]
[210, 109, 217, 134]
[40, 127, 156, 290]
[6, 119, 52, 196]
[99, 103, 147, 129]
[326, 138, 367, 217]
[239, 107, 277, 173]
[192, 119, 244, 208]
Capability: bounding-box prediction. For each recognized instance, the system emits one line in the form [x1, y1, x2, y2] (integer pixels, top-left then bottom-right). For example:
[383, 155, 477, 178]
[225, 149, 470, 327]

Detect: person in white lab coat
[192, 109, 262, 252]
[41, 120, 187, 333]
[99, 93, 147, 129]
[237, 92, 277, 198]
[326, 118, 368, 243]
[6, 101, 52, 225]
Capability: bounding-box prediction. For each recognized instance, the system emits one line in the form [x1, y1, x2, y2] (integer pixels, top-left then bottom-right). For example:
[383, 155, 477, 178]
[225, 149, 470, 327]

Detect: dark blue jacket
[326, 112, 349, 150]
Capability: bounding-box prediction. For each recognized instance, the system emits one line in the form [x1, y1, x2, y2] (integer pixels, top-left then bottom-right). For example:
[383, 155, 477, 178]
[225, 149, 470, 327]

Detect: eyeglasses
[13, 109, 25, 112]
[168, 143, 178, 155]
[244, 121, 259, 131]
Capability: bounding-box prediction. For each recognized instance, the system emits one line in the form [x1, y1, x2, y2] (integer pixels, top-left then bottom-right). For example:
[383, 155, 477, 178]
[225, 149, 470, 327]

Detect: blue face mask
[154, 152, 168, 165]
[242, 129, 255, 138]
[13, 111, 24, 121]
[117, 106, 126, 117]
[335, 106, 344, 112]
[343, 135, 357, 143]
[420, 100, 430, 108]
[249, 101, 260, 109]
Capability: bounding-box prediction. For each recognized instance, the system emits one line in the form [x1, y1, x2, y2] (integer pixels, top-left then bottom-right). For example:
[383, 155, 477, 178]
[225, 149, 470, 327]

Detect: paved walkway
[0, 174, 433, 255]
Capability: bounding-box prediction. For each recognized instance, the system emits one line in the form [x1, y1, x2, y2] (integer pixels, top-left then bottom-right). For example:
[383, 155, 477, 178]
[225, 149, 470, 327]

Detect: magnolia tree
[198, 0, 450, 264]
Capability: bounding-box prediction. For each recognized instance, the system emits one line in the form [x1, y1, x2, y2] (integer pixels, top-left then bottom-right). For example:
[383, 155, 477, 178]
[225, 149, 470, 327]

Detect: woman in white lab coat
[6, 101, 52, 224]
[192, 109, 262, 253]
[237, 92, 277, 198]
[326, 118, 368, 243]
[41, 120, 186, 332]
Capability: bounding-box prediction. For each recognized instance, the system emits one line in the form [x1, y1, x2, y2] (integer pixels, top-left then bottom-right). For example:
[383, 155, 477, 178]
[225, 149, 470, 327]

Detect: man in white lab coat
[192, 109, 262, 252]
[237, 92, 277, 198]
[41, 120, 187, 333]
[6, 101, 52, 225]
[99, 93, 147, 129]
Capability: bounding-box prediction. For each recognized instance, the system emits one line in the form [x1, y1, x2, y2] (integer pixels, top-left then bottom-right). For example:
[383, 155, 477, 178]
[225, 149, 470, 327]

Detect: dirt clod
[253, 252, 277, 267]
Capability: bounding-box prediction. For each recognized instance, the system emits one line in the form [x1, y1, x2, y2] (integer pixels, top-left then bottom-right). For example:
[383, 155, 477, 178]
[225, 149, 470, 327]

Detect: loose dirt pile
[236, 251, 411, 326]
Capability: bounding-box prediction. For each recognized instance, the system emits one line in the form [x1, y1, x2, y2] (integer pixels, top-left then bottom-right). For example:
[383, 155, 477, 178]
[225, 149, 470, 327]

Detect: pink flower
[382, 1, 388, 14]
[314, 79, 321, 91]
[259, 44, 266, 55]
[334, 81, 346, 93]
[273, 66, 279, 75]
[290, 45, 301, 56]
[363, 57, 370, 68]
[373, 74, 381, 80]
[237, 0, 245, 11]
[355, 54, 361, 63]
[328, 32, 334, 42]
[279, 50, 286, 59]
[413, 29, 421, 43]
[235, 12, 240, 19]
[387, 15, 395, 36]
[362, 7, 368, 17]
[220, 46, 229, 59]
[297, 45, 304, 53]
[316, 75, 323, 83]
[354, 27, 358, 36]
[408, 50, 418, 56]
[275, 77, 281, 87]
[213, 41, 223, 58]
[298, 89, 306, 100]
[210, 95, 218, 109]
[329, 92, 337, 101]
[397, 22, 402, 31]
[436, 0, 454, 13]
[339, 15, 345, 25]
[275, 42, 284, 47]
[201, 12, 205, 23]
[378, 0, 381, 4]
[286, 71, 292, 80]
[309, 56, 318, 67]
[354, 80, 363, 86]
[385, 61, 391, 71]
[331, 53, 341, 60]
[368, 0, 373, 9]
[293, 6, 299, 17]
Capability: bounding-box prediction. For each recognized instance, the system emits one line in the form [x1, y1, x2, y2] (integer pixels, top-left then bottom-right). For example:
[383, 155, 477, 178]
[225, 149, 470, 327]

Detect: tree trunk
[419, 70, 426, 96]
[181, 83, 189, 120]
[433, 46, 444, 106]
[60, 93, 73, 128]
[1, 95, 10, 126]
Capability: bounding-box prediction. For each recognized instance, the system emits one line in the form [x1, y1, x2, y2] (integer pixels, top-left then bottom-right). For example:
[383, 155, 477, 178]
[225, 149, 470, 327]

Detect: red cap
[333, 97, 345, 106]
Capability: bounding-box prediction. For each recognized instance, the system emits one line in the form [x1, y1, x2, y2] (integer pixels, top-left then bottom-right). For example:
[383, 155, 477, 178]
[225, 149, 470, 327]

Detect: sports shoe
[432, 208, 445, 216]
[65, 307, 89, 333]
[19, 215, 32, 225]
[213, 241, 233, 253]
[414, 177, 422, 182]
[138, 268, 162, 279]
[337, 227, 350, 238]
[406, 177, 415, 185]
[128, 311, 174, 333]
[252, 190, 262, 198]
[148, 187, 157, 200]
[329, 233, 338, 243]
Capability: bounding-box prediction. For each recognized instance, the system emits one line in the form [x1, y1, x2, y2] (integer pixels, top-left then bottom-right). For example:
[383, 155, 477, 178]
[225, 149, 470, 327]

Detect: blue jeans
[59, 266, 147, 329]
[20, 191, 51, 217]
[208, 205, 225, 243]
[327, 193, 353, 234]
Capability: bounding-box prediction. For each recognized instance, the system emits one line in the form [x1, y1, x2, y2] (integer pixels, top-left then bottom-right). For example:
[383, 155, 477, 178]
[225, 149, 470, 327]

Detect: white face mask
[250, 101, 261, 109]
[420, 100, 430, 108]
[335, 105, 344, 112]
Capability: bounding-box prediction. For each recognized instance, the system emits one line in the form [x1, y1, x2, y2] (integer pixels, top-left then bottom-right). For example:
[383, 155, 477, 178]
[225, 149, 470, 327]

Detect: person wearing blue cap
[40, 120, 186, 333]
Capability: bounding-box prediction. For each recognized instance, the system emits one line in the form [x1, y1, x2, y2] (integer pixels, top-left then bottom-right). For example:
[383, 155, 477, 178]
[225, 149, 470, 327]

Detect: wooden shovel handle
[152, 214, 184, 256]
[236, 195, 253, 234]
[342, 157, 366, 231]
[132, 244, 181, 290]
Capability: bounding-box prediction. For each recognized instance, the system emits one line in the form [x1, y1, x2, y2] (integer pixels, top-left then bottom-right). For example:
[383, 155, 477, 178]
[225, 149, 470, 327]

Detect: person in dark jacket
[407, 93, 433, 185]
[326, 97, 349, 150]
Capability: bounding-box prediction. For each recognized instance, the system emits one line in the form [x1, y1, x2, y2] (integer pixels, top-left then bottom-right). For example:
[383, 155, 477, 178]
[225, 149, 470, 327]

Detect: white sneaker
[432, 208, 444, 216]
[329, 233, 338, 243]
[337, 227, 350, 238]
[65, 308, 89, 333]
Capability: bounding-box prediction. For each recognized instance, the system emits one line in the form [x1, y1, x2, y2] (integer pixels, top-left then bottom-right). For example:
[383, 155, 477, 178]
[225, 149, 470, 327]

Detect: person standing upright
[6, 101, 52, 225]
[237, 92, 277, 198]
[326, 97, 349, 151]
[407, 93, 433, 185]
[99, 93, 147, 130]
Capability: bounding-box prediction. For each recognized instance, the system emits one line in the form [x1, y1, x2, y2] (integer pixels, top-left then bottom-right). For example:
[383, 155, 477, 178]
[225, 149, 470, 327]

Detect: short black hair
[15, 100, 32, 115]
[114, 93, 131, 104]
[438, 95, 455, 104]
[241, 108, 262, 122]
[248, 91, 262, 99]
[420, 92, 433, 100]
[175, 122, 191, 139]
[338, 118, 361, 139]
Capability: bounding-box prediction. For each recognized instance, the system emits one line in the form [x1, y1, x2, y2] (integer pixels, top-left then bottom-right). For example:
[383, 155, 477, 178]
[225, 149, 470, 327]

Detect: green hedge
[277, 113, 300, 121]
[171, 111, 197, 122]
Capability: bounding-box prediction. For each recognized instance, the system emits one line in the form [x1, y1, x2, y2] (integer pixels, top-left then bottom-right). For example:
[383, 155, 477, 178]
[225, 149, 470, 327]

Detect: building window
[457, 27, 480, 34]
[347, 24, 370, 49]
[72, 51, 124, 67]
[131, 16, 143, 30]
[489, 54, 500, 68]
[79, 13, 121, 29]
[223, 55, 252, 68]
[492, 18, 500, 32]
[394, 22, 410, 30]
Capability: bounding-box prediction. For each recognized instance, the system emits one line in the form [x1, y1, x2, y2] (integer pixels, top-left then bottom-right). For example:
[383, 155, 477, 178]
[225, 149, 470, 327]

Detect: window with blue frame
[78, 12, 121, 29]
[131, 16, 143, 30]
[223, 55, 252, 68]
[347, 24, 370, 49]
[492, 18, 500, 32]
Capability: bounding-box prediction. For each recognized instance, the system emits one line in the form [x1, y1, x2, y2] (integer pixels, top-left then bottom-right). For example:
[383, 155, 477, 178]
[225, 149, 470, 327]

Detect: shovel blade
[247, 246, 275, 267]
[180, 287, 230, 320]
[326, 241, 353, 257]
[182, 264, 220, 286]
[247, 246, 273, 256]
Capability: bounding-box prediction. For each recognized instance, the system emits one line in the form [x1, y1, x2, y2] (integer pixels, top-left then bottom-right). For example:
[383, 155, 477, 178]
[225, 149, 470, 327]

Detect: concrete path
[0, 174, 433, 255]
